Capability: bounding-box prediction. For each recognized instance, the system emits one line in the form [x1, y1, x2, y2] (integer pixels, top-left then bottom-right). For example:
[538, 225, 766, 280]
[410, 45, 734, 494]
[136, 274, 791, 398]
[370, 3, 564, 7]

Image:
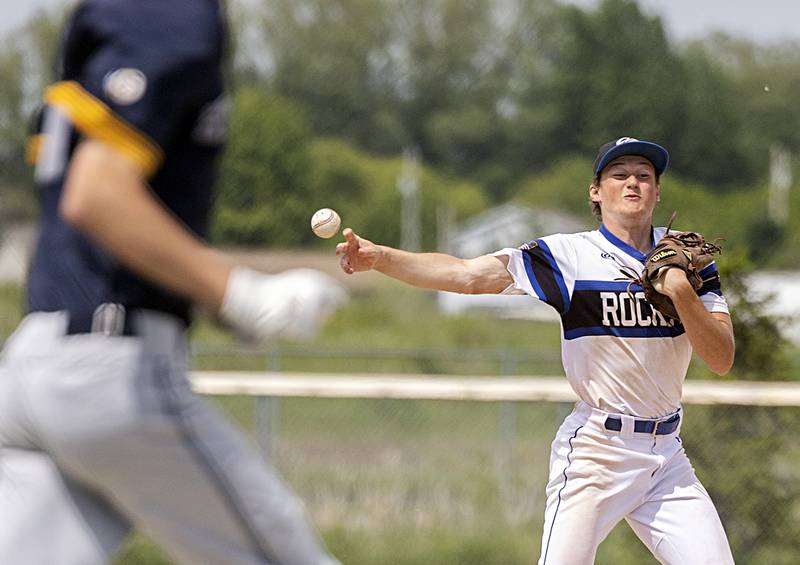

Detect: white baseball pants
[538, 401, 735, 565]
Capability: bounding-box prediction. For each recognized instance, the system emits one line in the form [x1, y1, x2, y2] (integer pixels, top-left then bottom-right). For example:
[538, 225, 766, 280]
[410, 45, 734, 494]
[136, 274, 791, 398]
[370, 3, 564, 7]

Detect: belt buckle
[91, 303, 126, 336]
[652, 414, 678, 437]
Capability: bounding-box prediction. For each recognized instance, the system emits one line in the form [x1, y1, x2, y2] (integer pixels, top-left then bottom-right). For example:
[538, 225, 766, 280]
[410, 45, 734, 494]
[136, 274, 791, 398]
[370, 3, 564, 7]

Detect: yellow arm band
[45, 81, 164, 178]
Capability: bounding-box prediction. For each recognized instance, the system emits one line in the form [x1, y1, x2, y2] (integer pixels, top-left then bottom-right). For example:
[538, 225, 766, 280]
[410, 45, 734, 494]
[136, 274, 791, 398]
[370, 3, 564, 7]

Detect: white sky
[561, 0, 800, 44]
[3, 0, 800, 44]
[1, 0, 69, 35]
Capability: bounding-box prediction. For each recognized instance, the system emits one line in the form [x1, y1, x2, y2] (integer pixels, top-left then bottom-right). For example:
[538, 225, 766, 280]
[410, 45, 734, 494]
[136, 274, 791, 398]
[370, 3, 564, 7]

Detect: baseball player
[336, 137, 736, 564]
[0, 1, 339, 564]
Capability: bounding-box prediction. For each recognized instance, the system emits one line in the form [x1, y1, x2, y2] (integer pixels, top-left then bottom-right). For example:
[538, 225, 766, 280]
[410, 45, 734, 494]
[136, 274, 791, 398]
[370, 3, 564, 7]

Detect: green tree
[715, 252, 793, 380]
[669, 43, 754, 188]
[0, 46, 26, 175]
[551, 0, 688, 155]
[212, 89, 488, 249]
[260, 0, 563, 200]
[213, 88, 316, 246]
[394, 0, 499, 161]
[700, 35, 800, 158]
[0, 10, 63, 225]
[491, 0, 565, 182]
[262, 0, 397, 151]
[307, 138, 488, 250]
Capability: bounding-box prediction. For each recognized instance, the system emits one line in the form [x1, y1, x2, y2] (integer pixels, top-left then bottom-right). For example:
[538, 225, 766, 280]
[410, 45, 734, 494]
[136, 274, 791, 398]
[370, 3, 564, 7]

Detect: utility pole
[768, 143, 792, 226]
[397, 147, 421, 251]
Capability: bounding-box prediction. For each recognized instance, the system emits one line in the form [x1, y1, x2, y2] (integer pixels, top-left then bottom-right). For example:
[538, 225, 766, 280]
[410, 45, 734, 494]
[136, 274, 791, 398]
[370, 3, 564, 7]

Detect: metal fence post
[256, 346, 282, 462]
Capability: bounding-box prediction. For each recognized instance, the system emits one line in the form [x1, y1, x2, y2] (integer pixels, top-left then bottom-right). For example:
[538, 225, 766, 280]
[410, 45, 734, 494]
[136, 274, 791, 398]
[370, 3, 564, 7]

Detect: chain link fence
[191, 346, 800, 565]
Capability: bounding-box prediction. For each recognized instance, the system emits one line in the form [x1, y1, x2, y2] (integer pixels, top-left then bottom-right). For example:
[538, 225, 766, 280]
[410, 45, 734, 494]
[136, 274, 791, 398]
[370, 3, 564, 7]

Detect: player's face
[590, 156, 660, 223]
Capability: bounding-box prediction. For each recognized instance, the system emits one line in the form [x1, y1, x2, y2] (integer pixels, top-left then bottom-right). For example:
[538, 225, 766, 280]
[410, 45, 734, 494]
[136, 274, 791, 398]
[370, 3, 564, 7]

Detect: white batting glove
[220, 267, 346, 343]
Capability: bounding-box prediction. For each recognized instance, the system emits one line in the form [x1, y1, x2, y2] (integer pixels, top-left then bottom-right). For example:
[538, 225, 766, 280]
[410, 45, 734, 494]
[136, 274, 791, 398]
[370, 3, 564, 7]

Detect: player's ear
[589, 183, 601, 203]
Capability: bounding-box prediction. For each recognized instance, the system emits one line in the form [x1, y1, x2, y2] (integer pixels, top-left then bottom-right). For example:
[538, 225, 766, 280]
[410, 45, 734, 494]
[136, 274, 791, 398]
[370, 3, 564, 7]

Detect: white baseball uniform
[494, 224, 735, 564]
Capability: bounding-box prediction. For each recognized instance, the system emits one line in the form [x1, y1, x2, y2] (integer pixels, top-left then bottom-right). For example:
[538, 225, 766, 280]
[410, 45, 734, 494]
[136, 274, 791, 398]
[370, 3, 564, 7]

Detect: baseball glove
[631, 215, 723, 321]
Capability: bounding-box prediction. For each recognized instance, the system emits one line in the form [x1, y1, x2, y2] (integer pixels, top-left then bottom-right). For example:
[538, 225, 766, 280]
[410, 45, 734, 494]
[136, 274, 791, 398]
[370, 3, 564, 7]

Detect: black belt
[604, 413, 680, 436]
[66, 304, 139, 337]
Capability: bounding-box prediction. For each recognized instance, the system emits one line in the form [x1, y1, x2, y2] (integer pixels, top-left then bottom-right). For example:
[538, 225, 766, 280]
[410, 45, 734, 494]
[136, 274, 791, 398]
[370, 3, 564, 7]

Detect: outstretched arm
[336, 228, 513, 294]
[656, 268, 735, 375]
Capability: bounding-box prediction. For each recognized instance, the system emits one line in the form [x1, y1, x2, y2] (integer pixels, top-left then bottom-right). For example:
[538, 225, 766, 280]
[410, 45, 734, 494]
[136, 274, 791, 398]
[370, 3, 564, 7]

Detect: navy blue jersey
[27, 0, 227, 326]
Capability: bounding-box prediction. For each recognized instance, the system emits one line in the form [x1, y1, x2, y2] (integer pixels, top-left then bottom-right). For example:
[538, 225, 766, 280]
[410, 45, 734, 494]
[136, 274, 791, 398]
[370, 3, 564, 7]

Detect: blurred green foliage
[255, 0, 800, 195]
[3, 0, 800, 266]
[716, 252, 793, 380]
[0, 8, 61, 225]
[213, 88, 316, 246]
[211, 86, 489, 248]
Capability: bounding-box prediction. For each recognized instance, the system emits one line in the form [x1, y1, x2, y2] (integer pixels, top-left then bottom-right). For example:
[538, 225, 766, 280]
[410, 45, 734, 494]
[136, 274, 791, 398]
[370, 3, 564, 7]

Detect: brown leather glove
[640, 229, 722, 321]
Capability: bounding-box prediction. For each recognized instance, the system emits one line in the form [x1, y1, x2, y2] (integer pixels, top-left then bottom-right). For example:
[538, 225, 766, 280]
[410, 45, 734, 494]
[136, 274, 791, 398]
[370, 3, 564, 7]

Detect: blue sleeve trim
[698, 263, 718, 278]
[522, 250, 548, 303]
[537, 239, 571, 314]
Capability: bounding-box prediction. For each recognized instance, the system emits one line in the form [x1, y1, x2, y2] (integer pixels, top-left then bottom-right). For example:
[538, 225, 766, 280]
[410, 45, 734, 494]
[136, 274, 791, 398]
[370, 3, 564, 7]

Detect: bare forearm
[671, 289, 735, 375]
[374, 246, 510, 294]
[61, 141, 232, 312]
[374, 247, 467, 291]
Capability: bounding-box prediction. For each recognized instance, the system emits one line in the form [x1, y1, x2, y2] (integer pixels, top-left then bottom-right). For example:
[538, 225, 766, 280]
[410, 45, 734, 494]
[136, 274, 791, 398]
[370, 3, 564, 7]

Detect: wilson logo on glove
[650, 250, 677, 262]
[619, 212, 723, 322]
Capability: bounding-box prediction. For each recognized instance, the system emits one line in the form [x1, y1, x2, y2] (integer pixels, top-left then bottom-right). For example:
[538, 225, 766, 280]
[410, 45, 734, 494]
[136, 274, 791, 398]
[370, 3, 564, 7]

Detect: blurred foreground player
[337, 137, 736, 564]
[0, 1, 339, 564]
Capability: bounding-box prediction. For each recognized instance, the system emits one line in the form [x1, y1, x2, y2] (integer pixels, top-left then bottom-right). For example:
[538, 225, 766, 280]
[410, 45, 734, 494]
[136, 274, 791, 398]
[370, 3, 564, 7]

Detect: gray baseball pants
[0, 311, 338, 565]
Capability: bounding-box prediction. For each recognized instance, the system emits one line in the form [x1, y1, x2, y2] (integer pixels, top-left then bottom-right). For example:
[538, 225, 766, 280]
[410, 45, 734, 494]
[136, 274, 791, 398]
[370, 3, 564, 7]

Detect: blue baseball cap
[593, 137, 669, 176]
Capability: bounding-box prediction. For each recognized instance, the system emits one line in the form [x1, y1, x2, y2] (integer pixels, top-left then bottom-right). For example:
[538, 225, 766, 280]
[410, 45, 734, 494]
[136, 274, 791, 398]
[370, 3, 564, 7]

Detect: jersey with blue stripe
[494, 224, 728, 417]
[27, 0, 226, 327]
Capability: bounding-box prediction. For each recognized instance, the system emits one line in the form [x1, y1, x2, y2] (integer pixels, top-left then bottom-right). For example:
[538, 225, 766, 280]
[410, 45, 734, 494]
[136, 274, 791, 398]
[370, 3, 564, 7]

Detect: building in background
[444, 203, 588, 259]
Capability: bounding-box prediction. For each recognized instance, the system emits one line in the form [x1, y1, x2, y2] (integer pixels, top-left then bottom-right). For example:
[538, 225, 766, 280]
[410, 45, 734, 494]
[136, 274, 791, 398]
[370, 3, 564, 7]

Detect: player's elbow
[457, 256, 510, 294]
[709, 359, 733, 377]
[59, 146, 103, 230]
[59, 177, 99, 232]
[708, 347, 735, 376]
[60, 141, 136, 232]
[718, 353, 735, 376]
[459, 275, 506, 295]
[59, 185, 89, 229]
[703, 317, 735, 376]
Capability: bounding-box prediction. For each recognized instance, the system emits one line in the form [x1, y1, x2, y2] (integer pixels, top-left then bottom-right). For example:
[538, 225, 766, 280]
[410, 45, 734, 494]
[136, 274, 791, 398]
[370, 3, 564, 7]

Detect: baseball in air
[311, 208, 341, 239]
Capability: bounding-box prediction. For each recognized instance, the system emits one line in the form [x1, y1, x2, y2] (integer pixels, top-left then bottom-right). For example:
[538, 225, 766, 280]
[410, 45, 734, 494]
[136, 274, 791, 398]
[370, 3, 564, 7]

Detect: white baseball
[310, 208, 341, 239]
